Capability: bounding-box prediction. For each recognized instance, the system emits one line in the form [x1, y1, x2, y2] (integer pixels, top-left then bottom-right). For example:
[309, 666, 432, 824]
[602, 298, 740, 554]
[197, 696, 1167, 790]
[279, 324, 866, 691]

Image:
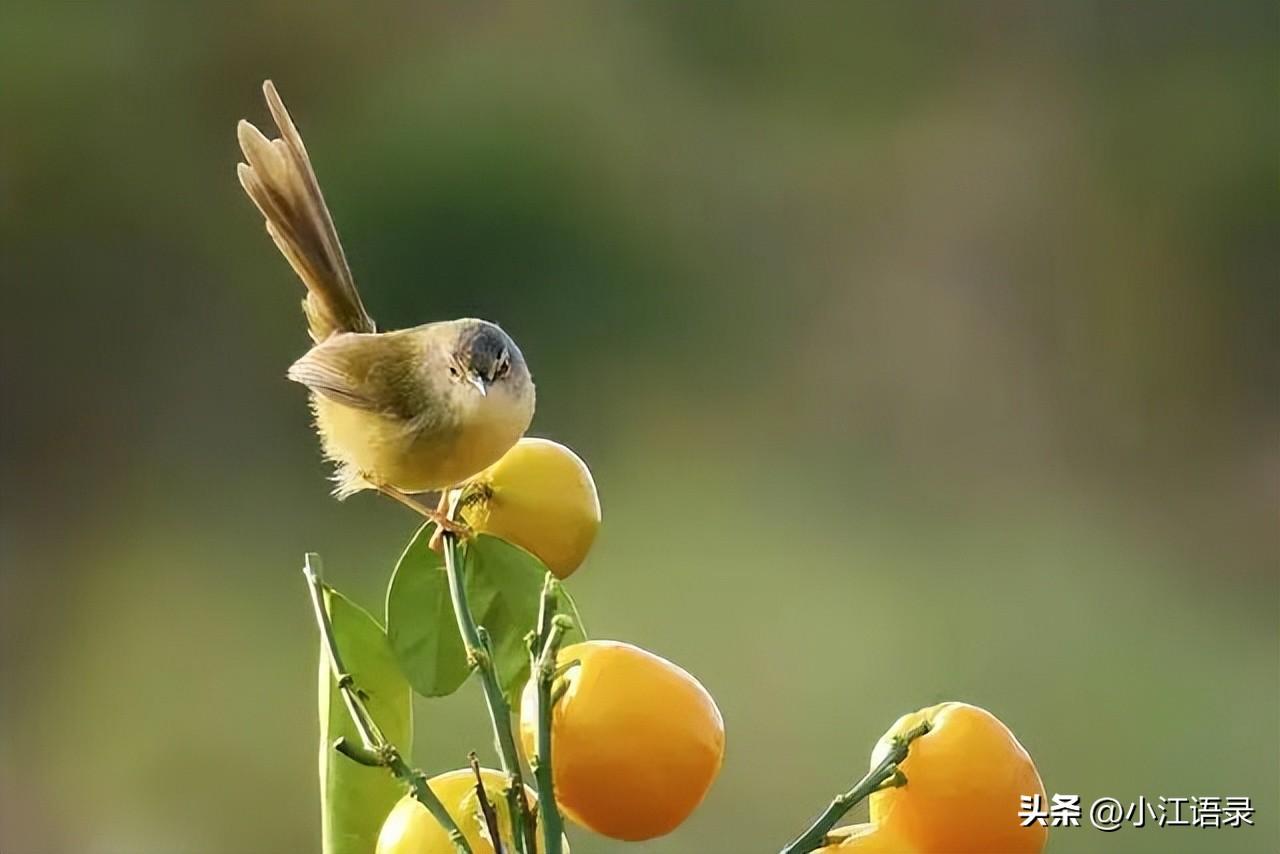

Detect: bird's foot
[370, 480, 471, 540]
[425, 509, 471, 539]
[426, 488, 470, 552]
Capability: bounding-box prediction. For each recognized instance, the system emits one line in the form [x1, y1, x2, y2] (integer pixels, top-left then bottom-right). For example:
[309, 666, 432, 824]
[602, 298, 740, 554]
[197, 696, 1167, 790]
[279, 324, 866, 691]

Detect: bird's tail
[237, 80, 374, 341]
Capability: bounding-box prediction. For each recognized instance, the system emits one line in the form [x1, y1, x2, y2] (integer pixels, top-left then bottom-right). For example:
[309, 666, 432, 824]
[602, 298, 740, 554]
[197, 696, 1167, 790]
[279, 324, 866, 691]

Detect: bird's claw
[428, 515, 472, 552]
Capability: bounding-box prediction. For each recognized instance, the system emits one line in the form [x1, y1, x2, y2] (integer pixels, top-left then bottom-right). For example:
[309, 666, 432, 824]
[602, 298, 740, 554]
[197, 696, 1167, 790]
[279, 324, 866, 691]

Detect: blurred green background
[2, 2, 1276, 852]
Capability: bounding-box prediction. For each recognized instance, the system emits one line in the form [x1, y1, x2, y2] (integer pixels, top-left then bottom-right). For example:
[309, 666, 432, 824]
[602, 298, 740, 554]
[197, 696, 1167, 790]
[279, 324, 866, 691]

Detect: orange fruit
[375, 767, 567, 854]
[461, 438, 601, 578]
[518, 640, 725, 840]
[868, 702, 1046, 854]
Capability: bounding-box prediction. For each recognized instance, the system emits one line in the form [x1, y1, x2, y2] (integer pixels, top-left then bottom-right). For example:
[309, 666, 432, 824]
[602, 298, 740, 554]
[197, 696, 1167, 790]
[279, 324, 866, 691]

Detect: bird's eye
[449, 364, 461, 379]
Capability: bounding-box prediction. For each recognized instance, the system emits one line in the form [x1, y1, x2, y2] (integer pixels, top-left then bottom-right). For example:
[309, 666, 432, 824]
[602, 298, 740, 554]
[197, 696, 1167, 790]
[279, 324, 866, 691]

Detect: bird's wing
[287, 333, 417, 418]
[237, 80, 375, 341]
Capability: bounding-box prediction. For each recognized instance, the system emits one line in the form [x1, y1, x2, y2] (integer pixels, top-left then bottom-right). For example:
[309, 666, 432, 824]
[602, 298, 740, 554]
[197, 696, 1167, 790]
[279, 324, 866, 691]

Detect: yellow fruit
[868, 702, 1047, 854]
[518, 640, 725, 841]
[461, 438, 601, 578]
[375, 767, 566, 854]
[816, 823, 920, 852]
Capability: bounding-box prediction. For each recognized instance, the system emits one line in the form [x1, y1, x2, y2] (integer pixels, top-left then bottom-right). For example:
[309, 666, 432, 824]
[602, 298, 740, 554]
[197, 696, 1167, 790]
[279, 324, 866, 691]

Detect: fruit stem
[530, 575, 573, 854]
[303, 554, 473, 854]
[778, 720, 932, 854]
[439, 493, 538, 854]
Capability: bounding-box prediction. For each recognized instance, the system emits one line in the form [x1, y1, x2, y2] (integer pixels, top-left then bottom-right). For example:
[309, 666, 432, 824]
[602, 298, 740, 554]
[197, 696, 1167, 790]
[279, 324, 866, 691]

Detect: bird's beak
[468, 375, 488, 397]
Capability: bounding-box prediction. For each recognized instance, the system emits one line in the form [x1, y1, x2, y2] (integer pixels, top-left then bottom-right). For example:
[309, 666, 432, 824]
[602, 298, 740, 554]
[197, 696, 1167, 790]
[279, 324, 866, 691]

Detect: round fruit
[816, 823, 920, 852]
[461, 438, 601, 578]
[868, 702, 1046, 854]
[375, 767, 566, 854]
[518, 640, 725, 841]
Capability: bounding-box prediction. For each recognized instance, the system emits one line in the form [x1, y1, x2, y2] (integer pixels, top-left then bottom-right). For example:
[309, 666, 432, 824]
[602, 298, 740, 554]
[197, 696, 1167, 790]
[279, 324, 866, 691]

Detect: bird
[236, 80, 535, 530]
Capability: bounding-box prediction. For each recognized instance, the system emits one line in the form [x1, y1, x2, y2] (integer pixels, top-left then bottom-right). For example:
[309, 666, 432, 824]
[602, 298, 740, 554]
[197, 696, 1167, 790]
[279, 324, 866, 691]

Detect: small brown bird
[236, 81, 535, 527]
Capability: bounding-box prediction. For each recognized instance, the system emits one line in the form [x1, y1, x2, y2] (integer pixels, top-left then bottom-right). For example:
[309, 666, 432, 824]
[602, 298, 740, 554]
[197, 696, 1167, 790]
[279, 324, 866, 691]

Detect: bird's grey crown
[454, 320, 520, 380]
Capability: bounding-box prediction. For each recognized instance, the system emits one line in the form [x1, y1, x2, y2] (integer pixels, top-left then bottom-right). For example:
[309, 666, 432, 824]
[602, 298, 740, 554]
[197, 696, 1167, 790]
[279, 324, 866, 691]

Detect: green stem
[530, 576, 573, 854]
[779, 721, 932, 854]
[304, 554, 472, 854]
[439, 495, 537, 854]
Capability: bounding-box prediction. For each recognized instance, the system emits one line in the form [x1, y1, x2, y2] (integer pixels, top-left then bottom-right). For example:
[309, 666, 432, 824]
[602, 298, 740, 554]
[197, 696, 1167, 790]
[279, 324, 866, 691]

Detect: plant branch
[528, 575, 574, 854]
[439, 494, 537, 854]
[779, 721, 932, 854]
[303, 553, 473, 854]
[470, 752, 505, 854]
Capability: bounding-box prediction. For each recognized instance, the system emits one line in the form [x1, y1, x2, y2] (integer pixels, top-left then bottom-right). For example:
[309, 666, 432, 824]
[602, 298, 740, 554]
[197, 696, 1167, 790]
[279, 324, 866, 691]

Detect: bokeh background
[2, 3, 1276, 853]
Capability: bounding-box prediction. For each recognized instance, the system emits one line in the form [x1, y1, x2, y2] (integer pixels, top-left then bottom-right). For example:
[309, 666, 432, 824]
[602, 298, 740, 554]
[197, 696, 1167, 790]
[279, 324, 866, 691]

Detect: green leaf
[561, 583, 589, 642]
[461, 534, 547, 698]
[385, 525, 470, 698]
[319, 588, 412, 854]
[462, 534, 589, 700]
[386, 526, 587, 701]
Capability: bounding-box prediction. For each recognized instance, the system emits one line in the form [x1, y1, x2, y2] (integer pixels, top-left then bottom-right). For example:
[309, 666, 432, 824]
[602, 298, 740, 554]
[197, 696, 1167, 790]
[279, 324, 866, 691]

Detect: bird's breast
[312, 384, 532, 492]
[430, 388, 533, 487]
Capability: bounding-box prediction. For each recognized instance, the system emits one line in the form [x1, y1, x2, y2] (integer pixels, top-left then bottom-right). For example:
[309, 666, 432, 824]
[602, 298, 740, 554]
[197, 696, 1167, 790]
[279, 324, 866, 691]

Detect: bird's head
[448, 320, 524, 397]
